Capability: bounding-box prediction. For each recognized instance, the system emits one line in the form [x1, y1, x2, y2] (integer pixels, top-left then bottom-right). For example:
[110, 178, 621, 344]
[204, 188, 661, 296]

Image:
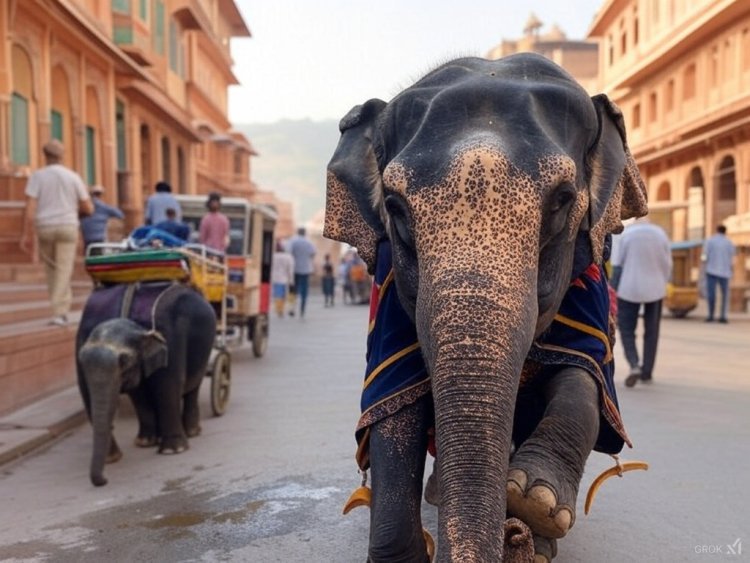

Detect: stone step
[0, 311, 81, 416]
[0, 259, 90, 284]
[0, 281, 92, 304]
[0, 293, 88, 325]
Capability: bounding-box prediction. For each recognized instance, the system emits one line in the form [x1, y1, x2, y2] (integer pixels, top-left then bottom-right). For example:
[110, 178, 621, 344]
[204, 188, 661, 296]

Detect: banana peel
[343, 487, 434, 561]
[423, 529, 435, 561]
[584, 459, 649, 515]
[343, 485, 372, 514]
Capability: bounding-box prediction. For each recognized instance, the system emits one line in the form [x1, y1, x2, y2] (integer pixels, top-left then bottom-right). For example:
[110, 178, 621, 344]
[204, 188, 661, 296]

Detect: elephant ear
[324, 99, 388, 272]
[141, 330, 168, 378]
[584, 94, 649, 263]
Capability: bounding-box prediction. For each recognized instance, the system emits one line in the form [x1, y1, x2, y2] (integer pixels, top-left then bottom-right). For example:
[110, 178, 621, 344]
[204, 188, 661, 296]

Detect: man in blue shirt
[80, 185, 124, 252]
[287, 227, 316, 317]
[703, 224, 736, 323]
[144, 181, 181, 225]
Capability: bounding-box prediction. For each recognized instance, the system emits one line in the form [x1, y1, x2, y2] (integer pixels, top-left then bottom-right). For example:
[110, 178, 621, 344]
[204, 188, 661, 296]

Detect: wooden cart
[85, 241, 233, 415]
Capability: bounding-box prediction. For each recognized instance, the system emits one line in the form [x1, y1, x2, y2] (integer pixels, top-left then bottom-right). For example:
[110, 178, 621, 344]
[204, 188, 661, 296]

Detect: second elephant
[76, 281, 216, 486]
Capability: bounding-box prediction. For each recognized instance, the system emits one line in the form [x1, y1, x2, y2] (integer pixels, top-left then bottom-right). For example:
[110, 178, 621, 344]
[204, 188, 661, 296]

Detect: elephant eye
[549, 185, 576, 213]
[384, 194, 415, 250]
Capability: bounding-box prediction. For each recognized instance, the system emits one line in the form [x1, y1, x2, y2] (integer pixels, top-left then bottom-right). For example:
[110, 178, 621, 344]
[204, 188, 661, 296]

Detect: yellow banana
[343, 485, 372, 514]
[584, 460, 649, 515]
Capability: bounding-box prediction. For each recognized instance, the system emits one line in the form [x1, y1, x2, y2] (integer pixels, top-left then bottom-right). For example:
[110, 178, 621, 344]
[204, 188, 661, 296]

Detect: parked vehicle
[665, 239, 703, 318]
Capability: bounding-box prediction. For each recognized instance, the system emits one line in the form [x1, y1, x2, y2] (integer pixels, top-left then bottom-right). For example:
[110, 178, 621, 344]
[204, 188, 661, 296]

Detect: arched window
[11, 45, 34, 165]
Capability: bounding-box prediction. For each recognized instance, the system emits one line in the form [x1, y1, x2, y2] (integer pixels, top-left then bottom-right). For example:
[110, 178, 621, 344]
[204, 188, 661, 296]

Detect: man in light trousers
[20, 140, 93, 326]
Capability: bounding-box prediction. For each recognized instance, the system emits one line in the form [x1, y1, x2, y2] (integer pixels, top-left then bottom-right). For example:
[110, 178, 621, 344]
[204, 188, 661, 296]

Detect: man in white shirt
[702, 225, 736, 323]
[610, 217, 672, 387]
[20, 140, 93, 326]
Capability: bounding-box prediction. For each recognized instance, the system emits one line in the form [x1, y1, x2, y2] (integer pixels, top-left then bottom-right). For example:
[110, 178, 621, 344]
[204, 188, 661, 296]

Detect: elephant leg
[106, 435, 123, 464]
[152, 373, 189, 454]
[368, 395, 431, 563]
[128, 387, 159, 448]
[507, 367, 599, 541]
[182, 385, 202, 438]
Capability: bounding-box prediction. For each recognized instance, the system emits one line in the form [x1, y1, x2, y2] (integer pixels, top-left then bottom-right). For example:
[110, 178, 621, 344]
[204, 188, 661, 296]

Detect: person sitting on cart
[155, 208, 190, 241]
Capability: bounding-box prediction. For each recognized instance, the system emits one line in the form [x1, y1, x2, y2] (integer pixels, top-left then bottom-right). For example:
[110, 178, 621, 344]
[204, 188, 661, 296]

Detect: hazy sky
[228, 0, 605, 124]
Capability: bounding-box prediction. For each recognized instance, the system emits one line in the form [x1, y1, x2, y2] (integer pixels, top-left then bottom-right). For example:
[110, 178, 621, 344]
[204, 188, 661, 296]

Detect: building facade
[0, 0, 295, 414]
[589, 0, 750, 310]
[1, 0, 275, 252]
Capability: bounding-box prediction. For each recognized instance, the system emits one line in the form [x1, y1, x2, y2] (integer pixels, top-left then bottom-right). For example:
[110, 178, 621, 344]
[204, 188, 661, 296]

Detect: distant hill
[234, 119, 341, 223]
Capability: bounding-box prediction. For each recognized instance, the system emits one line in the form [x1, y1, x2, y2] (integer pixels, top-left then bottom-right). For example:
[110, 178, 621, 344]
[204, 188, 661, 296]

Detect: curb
[0, 409, 86, 467]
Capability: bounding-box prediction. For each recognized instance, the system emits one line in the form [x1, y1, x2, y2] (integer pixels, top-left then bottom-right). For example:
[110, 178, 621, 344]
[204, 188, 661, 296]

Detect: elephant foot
[106, 437, 123, 464]
[134, 435, 158, 448]
[532, 534, 558, 562]
[506, 467, 574, 539]
[159, 436, 189, 454]
[185, 425, 202, 438]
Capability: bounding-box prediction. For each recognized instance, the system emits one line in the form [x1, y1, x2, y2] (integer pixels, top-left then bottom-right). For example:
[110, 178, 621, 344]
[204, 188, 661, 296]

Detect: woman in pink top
[199, 192, 230, 252]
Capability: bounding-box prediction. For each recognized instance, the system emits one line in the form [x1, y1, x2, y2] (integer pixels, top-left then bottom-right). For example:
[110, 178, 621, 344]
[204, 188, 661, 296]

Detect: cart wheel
[210, 350, 231, 416]
[252, 314, 269, 358]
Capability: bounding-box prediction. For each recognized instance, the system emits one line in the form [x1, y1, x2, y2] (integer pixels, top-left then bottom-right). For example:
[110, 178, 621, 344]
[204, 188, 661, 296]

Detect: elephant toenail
[553, 507, 574, 532]
[527, 485, 557, 510]
[507, 469, 528, 491]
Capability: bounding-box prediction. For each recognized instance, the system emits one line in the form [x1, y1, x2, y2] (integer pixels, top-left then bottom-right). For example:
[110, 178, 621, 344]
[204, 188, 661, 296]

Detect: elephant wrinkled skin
[324, 53, 647, 562]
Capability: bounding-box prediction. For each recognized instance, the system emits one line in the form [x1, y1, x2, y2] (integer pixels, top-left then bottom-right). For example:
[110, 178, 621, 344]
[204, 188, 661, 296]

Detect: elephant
[76, 281, 216, 486]
[324, 53, 648, 562]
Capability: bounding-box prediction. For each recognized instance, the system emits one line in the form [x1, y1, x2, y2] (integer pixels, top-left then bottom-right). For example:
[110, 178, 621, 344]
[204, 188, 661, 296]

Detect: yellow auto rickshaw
[665, 240, 703, 318]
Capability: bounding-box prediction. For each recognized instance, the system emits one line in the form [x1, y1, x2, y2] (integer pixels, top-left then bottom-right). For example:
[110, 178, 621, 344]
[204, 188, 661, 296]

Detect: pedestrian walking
[610, 218, 672, 387]
[144, 181, 181, 226]
[271, 240, 295, 318]
[80, 185, 124, 253]
[322, 254, 336, 307]
[287, 227, 316, 317]
[702, 225, 736, 324]
[19, 140, 94, 326]
[338, 254, 354, 304]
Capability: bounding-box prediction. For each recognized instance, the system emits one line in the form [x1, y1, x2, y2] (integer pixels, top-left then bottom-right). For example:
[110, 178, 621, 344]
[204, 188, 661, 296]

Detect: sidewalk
[0, 300, 746, 468]
[0, 385, 86, 466]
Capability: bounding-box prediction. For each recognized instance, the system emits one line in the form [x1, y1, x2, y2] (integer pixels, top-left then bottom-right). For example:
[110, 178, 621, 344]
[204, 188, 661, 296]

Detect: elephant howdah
[77, 281, 216, 487]
[324, 53, 648, 562]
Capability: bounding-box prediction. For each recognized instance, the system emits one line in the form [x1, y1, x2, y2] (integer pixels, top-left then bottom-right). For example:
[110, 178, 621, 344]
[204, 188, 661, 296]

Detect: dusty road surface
[0, 295, 748, 562]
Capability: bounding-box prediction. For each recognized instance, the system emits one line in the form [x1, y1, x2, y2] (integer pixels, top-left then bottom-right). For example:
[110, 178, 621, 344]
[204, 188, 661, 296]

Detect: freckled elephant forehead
[378, 54, 597, 184]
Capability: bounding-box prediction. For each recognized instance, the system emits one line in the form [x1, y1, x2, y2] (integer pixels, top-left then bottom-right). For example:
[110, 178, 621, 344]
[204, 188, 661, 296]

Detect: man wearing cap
[20, 140, 94, 326]
[80, 185, 125, 252]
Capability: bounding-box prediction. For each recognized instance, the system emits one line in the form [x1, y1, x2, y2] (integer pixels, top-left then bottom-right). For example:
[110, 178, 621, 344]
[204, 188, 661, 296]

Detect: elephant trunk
[82, 347, 121, 487]
[420, 267, 537, 562]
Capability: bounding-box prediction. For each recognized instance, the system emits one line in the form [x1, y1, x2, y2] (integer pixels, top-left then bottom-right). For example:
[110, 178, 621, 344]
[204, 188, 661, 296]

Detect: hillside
[235, 119, 341, 223]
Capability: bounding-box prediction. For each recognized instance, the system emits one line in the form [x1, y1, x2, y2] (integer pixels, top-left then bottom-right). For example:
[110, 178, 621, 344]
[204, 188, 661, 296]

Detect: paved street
[0, 294, 748, 562]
